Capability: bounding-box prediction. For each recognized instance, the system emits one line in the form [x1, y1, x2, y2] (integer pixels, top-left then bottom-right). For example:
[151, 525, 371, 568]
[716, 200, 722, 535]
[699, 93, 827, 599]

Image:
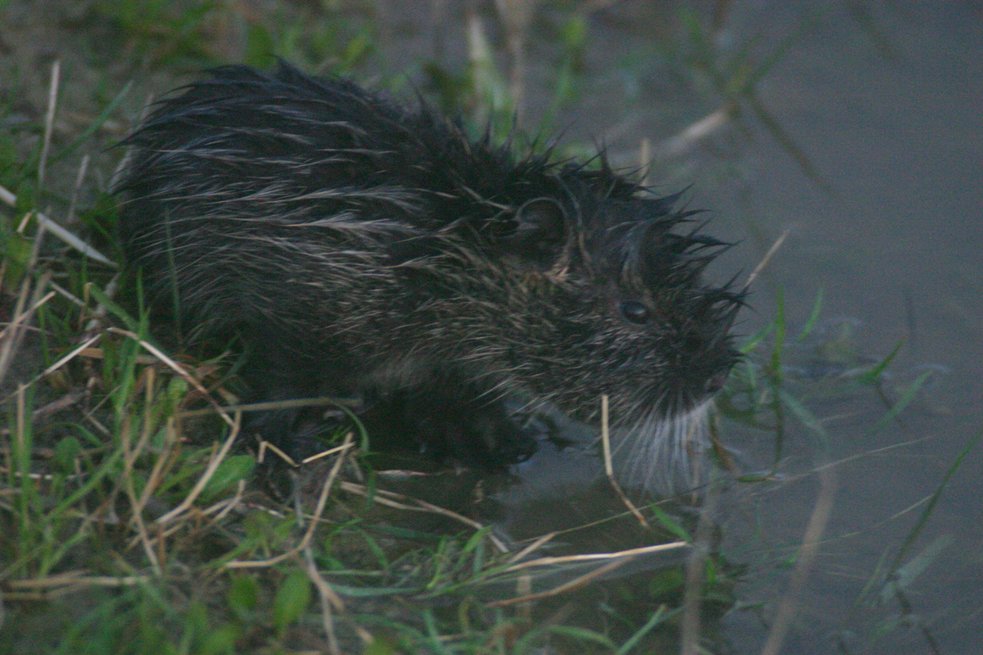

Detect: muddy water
[396, 3, 983, 653]
[699, 5, 982, 653]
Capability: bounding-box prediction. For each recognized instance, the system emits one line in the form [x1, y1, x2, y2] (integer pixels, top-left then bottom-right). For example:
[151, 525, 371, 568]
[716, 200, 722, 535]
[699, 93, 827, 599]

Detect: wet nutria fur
[115, 62, 742, 490]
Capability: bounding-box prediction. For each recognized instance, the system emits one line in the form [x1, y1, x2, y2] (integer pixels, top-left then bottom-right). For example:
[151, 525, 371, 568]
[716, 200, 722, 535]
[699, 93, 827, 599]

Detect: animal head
[453, 165, 743, 431]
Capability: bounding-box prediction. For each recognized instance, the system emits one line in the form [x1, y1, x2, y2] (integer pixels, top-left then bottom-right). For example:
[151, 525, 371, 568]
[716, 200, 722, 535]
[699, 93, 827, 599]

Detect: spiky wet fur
[115, 62, 742, 491]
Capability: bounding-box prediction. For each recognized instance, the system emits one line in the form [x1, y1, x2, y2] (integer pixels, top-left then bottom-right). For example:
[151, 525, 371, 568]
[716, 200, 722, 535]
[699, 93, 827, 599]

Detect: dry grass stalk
[37, 60, 61, 191]
[600, 394, 649, 527]
[745, 229, 790, 290]
[6, 572, 150, 600]
[505, 531, 558, 566]
[178, 395, 355, 420]
[226, 431, 355, 569]
[154, 413, 243, 525]
[503, 540, 687, 574]
[0, 262, 53, 389]
[760, 466, 837, 655]
[680, 479, 722, 655]
[107, 327, 235, 429]
[494, 0, 536, 123]
[654, 103, 736, 160]
[339, 480, 510, 553]
[0, 184, 116, 267]
[66, 154, 90, 224]
[488, 557, 631, 608]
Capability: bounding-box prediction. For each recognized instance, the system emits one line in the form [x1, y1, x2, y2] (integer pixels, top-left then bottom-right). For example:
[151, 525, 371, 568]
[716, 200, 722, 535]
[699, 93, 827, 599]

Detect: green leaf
[341, 31, 374, 70]
[548, 625, 616, 648]
[87, 282, 141, 333]
[865, 371, 931, 438]
[273, 569, 312, 633]
[857, 340, 903, 385]
[885, 426, 982, 576]
[245, 24, 275, 67]
[796, 288, 825, 341]
[50, 81, 132, 166]
[616, 606, 670, 655]
[202, 455, 255, 500]
[199, 623, 239, 655]
[1, 227, 31, 287]
[779, 388, 829, 443]
[364, 637, 399, 655]
[649, 567, 685, 597]
[227, 574, 259, 617]
[52, 436, 82, 473]
[650, 506, 692, 542]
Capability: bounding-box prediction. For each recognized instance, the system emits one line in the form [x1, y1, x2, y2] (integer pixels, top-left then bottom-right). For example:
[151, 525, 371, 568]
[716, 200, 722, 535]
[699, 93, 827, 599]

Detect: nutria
[115, 62, 742, 490]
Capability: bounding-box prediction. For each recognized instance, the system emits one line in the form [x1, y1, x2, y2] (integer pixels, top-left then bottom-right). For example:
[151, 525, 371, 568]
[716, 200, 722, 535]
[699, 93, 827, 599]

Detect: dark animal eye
[620, 300, 650, 325]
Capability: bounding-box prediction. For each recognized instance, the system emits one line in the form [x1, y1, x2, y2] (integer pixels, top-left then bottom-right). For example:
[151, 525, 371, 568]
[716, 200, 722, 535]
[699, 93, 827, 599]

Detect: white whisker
[608, 398, 713, 495]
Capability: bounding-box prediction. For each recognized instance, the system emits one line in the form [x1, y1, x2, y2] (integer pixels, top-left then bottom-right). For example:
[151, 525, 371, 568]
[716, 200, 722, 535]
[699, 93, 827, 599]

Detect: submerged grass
[0, 2, 953, 654]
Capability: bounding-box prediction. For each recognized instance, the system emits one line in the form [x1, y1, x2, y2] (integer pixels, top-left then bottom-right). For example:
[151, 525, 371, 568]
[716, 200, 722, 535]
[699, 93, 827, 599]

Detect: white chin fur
[610, 399, 714, 496]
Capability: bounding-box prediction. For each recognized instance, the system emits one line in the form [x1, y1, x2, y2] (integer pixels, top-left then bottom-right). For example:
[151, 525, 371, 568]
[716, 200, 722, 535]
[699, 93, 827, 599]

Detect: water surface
[438, 3, 983, 652]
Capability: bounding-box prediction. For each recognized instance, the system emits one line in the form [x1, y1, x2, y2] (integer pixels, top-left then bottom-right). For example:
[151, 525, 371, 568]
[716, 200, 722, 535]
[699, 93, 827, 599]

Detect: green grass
[0, 2, 952, 654]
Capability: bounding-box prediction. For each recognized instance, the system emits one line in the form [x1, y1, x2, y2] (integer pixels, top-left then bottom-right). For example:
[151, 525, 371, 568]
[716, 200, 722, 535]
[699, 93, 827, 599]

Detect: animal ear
[502, 197, 568, 266]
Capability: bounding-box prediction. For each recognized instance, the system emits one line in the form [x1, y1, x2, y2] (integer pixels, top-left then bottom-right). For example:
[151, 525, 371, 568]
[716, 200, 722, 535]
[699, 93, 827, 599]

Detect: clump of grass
[89, 0, 222, 67]
[84, 0, 378, 72]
